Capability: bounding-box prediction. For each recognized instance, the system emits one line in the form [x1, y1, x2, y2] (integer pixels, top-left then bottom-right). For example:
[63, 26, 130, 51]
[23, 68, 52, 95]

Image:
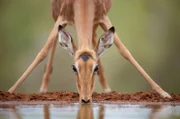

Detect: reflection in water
[77, 104, 94, 119]
[148, 105, 162, 119]
[0, 105, 22, 119]
[43, 105, 50, 119]
[148, 105, 180, 119]
[98, 106, 105, 119]
[0, 104, 180, 119]
[11, 106, 22, 119]
[77, 104, 105, 119]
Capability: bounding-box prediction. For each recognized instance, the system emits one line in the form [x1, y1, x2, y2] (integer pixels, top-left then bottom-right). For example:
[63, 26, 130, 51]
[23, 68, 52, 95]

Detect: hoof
[39, 88, 47, 94]
[104, 88, 111, 93]
[8, 87, 15, 93]
[161, 92, 171, 98]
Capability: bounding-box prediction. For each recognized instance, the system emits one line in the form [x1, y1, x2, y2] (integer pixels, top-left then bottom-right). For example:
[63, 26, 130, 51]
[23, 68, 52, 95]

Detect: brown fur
[51, 0, 114, 102]
[8, 0, 171, 101]
[51, 0, 113, 22]
[75, 50, 97, 61]
[51, 0, 113, 49]
[76, 57, 96, 100]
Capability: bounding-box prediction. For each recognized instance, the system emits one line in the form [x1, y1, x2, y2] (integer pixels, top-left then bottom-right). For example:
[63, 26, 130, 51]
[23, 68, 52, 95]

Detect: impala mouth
[81, 99, 91, 104]
[81, 98, 91, 104]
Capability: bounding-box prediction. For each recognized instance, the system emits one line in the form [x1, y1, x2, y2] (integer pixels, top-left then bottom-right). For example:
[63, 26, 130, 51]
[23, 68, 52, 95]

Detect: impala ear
[58, 25, 76, 56]
[95, 26, 115, 58]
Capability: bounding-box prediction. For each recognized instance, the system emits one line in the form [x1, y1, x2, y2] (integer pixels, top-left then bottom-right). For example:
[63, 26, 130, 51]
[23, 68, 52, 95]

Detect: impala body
[8, 0, 171, 103]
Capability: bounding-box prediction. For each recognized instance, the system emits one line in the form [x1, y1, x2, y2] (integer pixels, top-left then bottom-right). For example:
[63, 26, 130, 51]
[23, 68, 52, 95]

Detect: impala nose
[81, 99, 91, 104]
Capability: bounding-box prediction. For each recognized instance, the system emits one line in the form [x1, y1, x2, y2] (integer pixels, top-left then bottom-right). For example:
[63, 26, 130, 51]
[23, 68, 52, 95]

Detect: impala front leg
[92, 25, 111, 93]
[8, 16, 66, 93]
[39, 39, 57, 93]
[100, 16, 171, 98]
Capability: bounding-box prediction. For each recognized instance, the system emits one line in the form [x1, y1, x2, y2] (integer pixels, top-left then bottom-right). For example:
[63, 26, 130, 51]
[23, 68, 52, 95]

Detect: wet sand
[0, 91, 180, 104]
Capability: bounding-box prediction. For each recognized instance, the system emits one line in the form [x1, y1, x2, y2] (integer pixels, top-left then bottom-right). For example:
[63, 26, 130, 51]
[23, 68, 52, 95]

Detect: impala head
[58, 25, 115, 104]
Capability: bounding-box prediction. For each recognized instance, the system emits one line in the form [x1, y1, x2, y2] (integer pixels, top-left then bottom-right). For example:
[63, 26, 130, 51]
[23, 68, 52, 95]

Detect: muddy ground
[0, 91, 180, 103]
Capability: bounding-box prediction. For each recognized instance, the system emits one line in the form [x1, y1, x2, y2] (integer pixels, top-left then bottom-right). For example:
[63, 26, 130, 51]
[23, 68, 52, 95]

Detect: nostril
[81, 99, 90, 104]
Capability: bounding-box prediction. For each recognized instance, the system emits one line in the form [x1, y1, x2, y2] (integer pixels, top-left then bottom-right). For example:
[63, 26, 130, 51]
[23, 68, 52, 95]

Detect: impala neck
[74, 0, 95, 50]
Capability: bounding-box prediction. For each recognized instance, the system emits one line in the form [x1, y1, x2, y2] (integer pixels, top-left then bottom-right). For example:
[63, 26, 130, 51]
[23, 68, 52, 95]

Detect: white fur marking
[58, 31, 74, 56]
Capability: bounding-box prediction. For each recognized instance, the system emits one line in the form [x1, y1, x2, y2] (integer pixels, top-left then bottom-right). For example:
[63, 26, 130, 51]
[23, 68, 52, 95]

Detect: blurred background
[0, 0, 180, 94]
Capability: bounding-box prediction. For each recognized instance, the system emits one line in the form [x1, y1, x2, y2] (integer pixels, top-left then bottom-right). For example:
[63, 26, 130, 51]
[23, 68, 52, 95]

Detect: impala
[8, 0, 171, 103]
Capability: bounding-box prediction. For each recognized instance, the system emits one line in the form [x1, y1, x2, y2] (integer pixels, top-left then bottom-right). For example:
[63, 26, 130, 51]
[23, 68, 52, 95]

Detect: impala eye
[72, 65, 77, 73]
[94, 65, 99, 72]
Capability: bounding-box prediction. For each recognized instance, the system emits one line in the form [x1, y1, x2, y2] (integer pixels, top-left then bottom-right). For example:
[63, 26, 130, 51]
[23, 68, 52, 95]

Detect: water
[0, 103, 180, 119]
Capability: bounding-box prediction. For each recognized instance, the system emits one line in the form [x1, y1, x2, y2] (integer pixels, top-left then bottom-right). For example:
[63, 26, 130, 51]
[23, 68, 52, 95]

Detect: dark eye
[72, 65, 77, 72]
[94, 65, 99, 72]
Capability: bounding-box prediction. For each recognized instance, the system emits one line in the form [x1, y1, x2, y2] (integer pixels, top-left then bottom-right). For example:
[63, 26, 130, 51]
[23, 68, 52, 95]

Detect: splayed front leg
[99, 15, 171, 98]
[8, 16, 66, 93]
[92, 25, 112, 93]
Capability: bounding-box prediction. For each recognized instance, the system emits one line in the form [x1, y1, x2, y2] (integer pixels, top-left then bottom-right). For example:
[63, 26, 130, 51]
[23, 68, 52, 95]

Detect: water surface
[0, 103, 180, 119]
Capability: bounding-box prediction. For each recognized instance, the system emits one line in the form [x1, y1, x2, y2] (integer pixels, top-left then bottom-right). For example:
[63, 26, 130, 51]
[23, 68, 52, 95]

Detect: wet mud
[0, 91, 180, 103]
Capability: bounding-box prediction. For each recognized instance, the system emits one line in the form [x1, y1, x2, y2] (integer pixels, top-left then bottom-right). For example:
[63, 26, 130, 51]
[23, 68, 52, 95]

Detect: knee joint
[120, 48, 131, 60]
[37, 49, 48, 62]
[44, 64, 53, 73]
